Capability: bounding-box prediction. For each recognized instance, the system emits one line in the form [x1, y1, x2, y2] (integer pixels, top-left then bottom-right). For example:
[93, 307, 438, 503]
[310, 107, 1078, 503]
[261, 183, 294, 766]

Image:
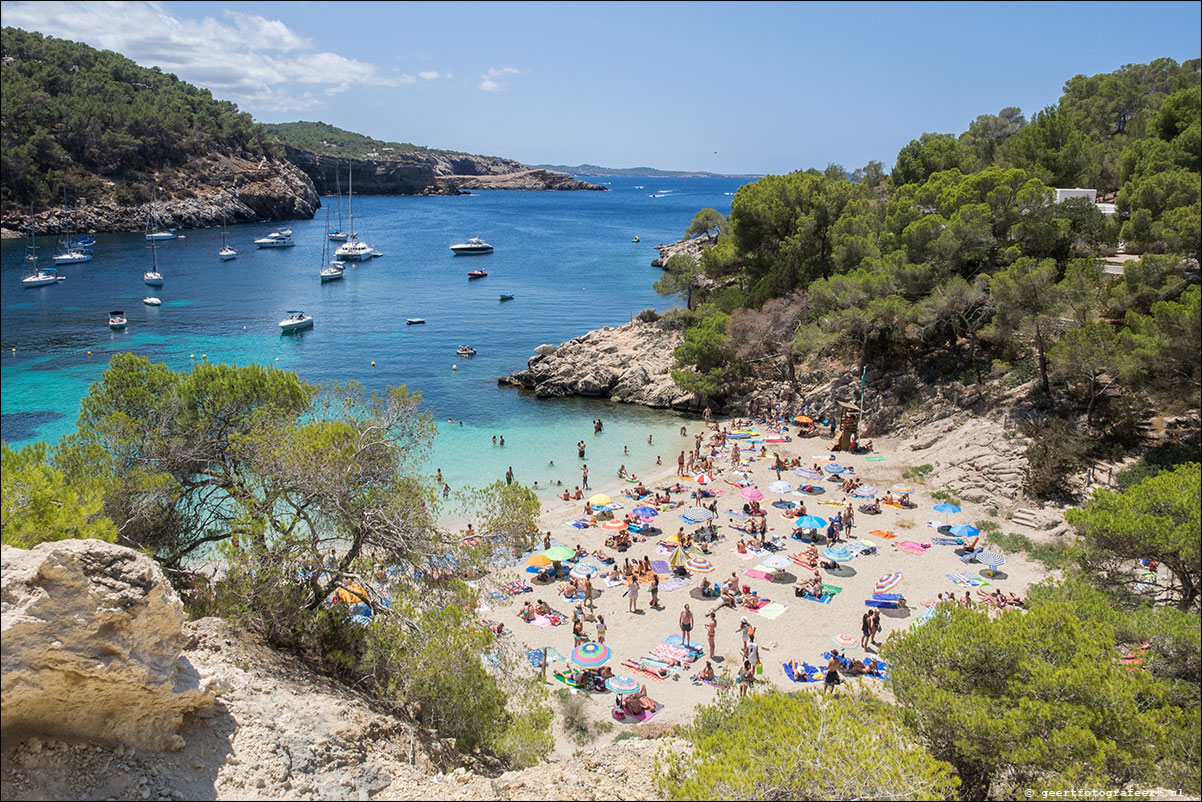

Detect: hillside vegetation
[262, 120, 457, 159]
[0, 27, 281, 210]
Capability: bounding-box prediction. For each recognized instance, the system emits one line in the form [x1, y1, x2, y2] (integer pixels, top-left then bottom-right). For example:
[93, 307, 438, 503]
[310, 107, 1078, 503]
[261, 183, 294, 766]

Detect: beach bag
[755, 661, 763, 675]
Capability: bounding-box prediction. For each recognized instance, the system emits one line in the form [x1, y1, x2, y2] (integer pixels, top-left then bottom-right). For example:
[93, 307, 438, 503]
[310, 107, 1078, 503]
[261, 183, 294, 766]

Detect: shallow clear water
[1, 177, 750, 493]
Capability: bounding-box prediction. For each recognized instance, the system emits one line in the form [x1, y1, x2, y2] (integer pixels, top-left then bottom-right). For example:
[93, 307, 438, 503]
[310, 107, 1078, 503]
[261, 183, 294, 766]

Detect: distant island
[531, 163, 760, 178]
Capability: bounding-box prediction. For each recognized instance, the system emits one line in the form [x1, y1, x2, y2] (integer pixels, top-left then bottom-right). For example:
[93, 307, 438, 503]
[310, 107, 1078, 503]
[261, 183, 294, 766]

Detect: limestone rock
[1, 540, 215, 750]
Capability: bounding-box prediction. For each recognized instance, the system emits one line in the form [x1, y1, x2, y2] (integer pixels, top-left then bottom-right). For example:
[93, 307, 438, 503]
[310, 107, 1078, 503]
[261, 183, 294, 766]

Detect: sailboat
[219, 211, 237, 261]
[53, 189, 93, 265]
[144, 192, 165, 286]
[328, 172, 349, 242]
[145, 186, 177, 243]
[21, 206, 65, 288]
[320, 209, 345, 282]
[334, 164, 374, 262]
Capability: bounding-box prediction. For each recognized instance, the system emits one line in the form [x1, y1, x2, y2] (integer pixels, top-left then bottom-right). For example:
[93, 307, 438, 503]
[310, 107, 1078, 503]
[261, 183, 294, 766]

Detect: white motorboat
[255, 229, 294, 248]
[457, 345, 477, 356]
[333, 164, 373, 261]
[450, 237, 494, 255]
[279, 310, 314, 332]
[145, 229, 177, 241]
[108, 311, 127, 329]
[144, 271, 164, 286]
[405, 318, 426, 325]
[143, 297, 162, 306]
[53, 248, 92, 265]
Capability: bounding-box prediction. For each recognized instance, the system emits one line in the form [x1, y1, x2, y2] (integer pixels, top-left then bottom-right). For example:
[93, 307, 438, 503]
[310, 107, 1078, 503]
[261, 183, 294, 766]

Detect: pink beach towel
[744, 569, 775, 580]
[897, 540, 928, 556]
[729, 548, 760, 561]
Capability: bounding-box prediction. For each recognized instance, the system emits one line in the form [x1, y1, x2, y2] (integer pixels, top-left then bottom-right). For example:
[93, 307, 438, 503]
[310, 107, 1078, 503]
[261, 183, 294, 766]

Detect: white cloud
[0, 1, 415, 112]
[479, 66, 521, 92]
[418, 70, 441, 80]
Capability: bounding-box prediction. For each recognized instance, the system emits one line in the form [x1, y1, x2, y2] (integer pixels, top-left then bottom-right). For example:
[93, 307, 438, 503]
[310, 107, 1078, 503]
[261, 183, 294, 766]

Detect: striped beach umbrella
[739, 487, 764, 501]
[682, 507, 715, 523]
[851, 485, 877, 497]
[891, 483, 915, 494]
[875, 572, 903, 593]
[571, 640, 611, 668]
[570, 564, 596, 580]
[794, 468, 823, 482]
[605, 675, 641, 693]
[795, 515, 828, 530]
[694, 473, 715, 485]
[977, 551, 1006, 567]
[824, 464, 847, 474]
[822, 546, 854, 562]
[686, 555, 715, 573]
[601, 519, 628, 531]
[933, 503, 961, 514]
[832, 634, 858, 649]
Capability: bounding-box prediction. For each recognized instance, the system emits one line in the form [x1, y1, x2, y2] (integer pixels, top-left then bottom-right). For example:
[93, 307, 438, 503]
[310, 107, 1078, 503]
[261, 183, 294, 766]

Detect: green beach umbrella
[543, 546, 576, 563]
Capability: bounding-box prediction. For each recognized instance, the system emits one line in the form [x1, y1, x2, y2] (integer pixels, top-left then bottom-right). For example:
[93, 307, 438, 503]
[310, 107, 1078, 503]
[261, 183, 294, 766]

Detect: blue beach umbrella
[933, 503, 961, 514]
[631, 506, 658, 518]
[949, 524, 980, 539]
[795, 515, 828, 530]
[824, 464, 847, 475]
[822, 546, 854, 562]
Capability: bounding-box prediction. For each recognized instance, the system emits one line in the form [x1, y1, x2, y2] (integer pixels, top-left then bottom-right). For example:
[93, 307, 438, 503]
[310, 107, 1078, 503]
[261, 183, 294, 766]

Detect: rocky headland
[282, 146, 605, 196]
[650, 233, 716, 267]
[0, 153, 320, 238]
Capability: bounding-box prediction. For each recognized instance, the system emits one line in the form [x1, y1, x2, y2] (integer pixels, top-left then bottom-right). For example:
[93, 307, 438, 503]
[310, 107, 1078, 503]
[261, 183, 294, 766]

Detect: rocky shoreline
[650, 233, 716, 267]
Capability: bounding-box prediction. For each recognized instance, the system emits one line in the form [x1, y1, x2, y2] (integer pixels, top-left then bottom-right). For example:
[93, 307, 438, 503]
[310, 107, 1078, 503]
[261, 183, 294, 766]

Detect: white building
[1055, 188, 1114, 217]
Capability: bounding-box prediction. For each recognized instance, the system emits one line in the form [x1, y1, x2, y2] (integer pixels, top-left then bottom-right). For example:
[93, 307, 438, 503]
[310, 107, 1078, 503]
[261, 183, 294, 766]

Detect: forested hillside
[660, 57, 1199, 498]
[0, 27, 284, 211]
[261, 121, 451, 159]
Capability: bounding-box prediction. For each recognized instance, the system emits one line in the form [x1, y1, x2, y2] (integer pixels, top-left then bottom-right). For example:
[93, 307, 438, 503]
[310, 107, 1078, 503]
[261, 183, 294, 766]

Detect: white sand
[491, 417, 1050, 741]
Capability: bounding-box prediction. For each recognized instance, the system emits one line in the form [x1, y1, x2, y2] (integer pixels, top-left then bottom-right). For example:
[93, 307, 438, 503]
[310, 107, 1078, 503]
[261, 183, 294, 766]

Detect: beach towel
[614, 704, 660, 723]
[655, 544, 677, 555]
[897, 540, 928, 555]
[744, 597, 771, 611]
[797, 590, 833, 604]
[865, 598, 901, 609]
[783, 663, 821, 683]
[865, 455, 885, 461]
[931, 537, 963, 545]
[868, 529, 897, 539]
[730, 548, 760, 561]
[622, 661, 666, 682]
[744, 568, 775, 581]
[663, 634, 706, 653]
[650, 560, 671, 574]
[882, 501, 909, 509]
[605, 576, 625, 588]
[659, 576, 690, 593]
[822, 584, 843, 595]
[947, 572, 991, 587]
[845, 540, 877, 555]
[525, 647, 566, 667]
[758, 602, 788, 620]
[530, 614, 555, 628]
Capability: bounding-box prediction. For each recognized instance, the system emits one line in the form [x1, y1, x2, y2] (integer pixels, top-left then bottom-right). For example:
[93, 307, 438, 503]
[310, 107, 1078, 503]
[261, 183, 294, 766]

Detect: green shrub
[1, 441, 116, 548]
[1023, 417, 1089, 499]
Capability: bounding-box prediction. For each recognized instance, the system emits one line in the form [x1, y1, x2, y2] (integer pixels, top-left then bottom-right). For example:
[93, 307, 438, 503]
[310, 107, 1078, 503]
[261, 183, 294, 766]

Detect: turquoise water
[1, 177, 749, 494]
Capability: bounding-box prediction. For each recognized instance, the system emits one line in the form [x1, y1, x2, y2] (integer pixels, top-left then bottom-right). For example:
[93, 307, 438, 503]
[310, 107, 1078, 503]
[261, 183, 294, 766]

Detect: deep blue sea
[1, 176, 750, 496]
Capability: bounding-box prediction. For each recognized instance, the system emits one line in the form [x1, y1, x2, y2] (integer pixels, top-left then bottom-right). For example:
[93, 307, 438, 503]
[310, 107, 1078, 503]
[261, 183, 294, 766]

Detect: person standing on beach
[680, 604, 695, 647]
[626, 575, 639, 613]
[704, 406, 712, 423]
[582, 464, 589, 489]
[678, 451, 685, 476]
[861, 610, 873, 649]
[844, 503, 855, 535]
[649, 573, 660, 608]
[705, 612, 717, 657]
[595, 613, 607, 643]
[870, 609, 882, 646]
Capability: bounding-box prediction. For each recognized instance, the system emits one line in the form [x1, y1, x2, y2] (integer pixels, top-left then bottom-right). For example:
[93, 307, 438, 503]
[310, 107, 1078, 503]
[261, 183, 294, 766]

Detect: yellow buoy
[189, 354, 194, 359]
[275, 357, 279, 362]
[452, 364, 457, 371]
[201, 354, 207, 360]
[87, 351, 92, 355]
[371, 361, 376, 367]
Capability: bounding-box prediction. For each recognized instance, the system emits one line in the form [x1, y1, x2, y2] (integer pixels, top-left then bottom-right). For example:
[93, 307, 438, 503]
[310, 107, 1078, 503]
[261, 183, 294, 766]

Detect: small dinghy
[143, 297, 161, 306]
[406, 318, 426, 325]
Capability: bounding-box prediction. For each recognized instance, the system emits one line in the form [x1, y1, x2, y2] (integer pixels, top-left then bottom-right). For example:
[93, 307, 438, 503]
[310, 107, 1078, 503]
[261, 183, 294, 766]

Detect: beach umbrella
[933, 503, 961, 514]
[851, 485, 877, 497]
[682, 507, 715, 523]
[686, 555, 715, 573]
[768, 480, 793, 494]
[824, 464, 847, 475]
[739, 487, 764, 501]
[631, 506, 658, 518]
[891, 483, 915, 494]
[822, 546, 854, 562]
[794, 468, 823, 482]
[793, 415, 814, 424]
[570, 564, 596, 580]
[695, 473, 715, 485]
[762, 555, 792, 570]
[875, 572, 903, 593]
[588, 494, 612, 507]
[605, 675, 641, 694]
[571, 640, 611, 668]
[977, 551, 1006, 572]
[527, 554, 552, 567]
[832, 634, 858, 649]
[669, 545, 688, 569]
[543, 546, 576, 563]
[949, 524, 980, 539]
[795, 515, 828, 530]
[601, 519, 628, 531]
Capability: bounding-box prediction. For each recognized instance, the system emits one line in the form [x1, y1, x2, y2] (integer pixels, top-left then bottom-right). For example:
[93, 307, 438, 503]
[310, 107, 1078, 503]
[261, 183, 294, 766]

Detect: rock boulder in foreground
[1, 540, 217, 750]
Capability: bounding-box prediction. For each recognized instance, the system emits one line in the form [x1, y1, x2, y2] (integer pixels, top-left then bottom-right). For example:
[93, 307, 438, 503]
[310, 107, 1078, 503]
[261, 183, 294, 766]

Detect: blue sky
[3, 1, 1199, 174]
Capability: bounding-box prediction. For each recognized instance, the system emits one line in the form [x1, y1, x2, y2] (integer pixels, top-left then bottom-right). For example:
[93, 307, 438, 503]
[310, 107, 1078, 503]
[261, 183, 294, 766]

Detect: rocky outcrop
[651, 234, 716, 267]
[282, 146, 605, 197]
[1, 540, 218, 750]
[499, 320, 702, 410]
[0, 153, 320, 237]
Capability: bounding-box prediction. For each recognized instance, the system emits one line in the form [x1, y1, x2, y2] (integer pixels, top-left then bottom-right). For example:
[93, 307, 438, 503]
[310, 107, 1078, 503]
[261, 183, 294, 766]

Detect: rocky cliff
[498, 319, 701, 411]
[283, 146, 605, 196]
[650, 234, 717, 267]
[0, 153, 320, 237]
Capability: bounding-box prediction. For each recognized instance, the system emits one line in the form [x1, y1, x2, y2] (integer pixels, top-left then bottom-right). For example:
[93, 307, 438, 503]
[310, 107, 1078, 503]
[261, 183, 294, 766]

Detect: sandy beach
[486, 415, 1051, 751]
